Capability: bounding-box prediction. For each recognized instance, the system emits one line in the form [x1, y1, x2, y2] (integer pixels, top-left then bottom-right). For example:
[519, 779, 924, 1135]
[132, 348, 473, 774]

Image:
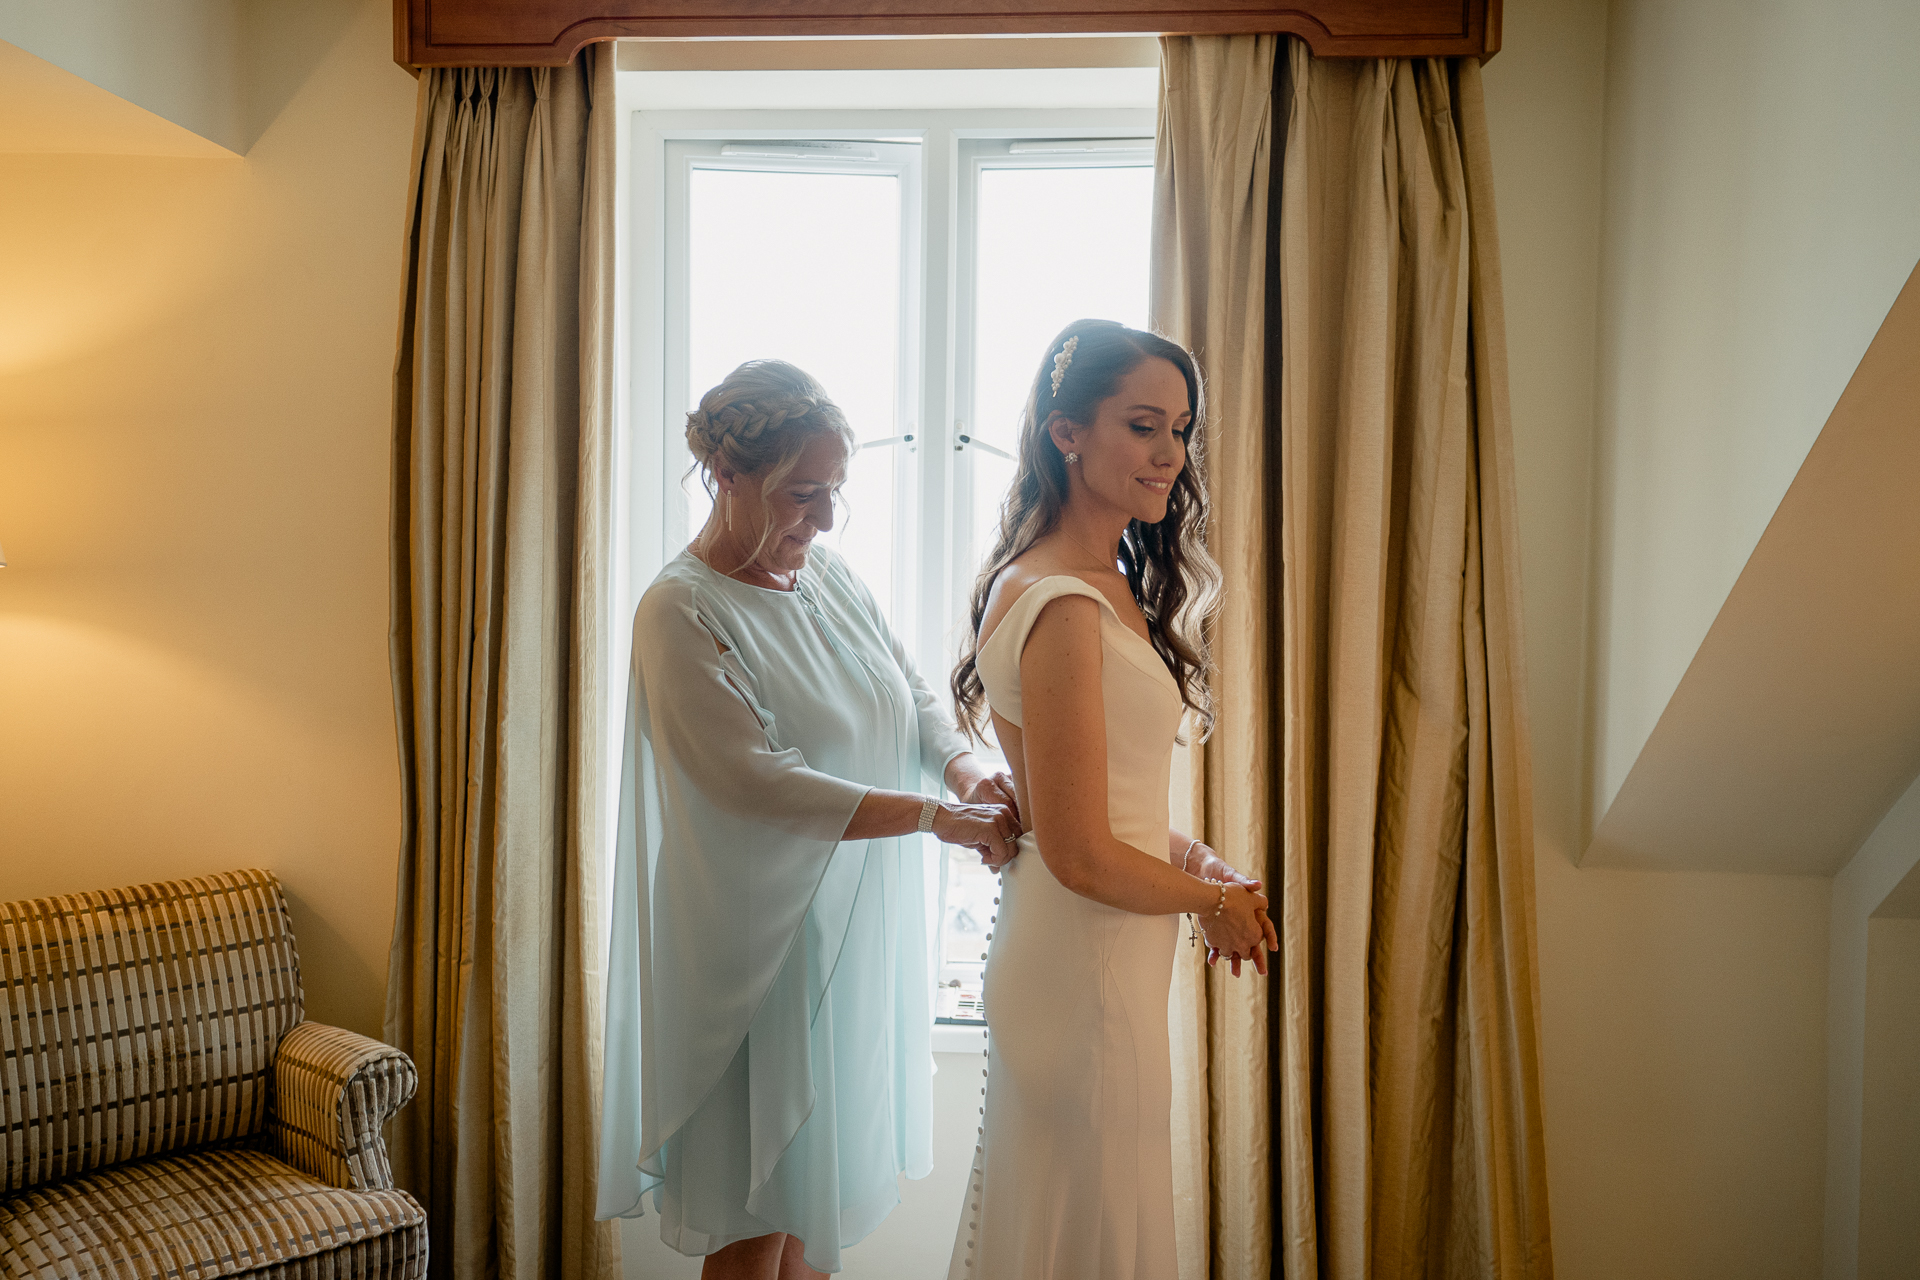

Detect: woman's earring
[1064, 452, 1080, 464]
[725, 491, 734, 530]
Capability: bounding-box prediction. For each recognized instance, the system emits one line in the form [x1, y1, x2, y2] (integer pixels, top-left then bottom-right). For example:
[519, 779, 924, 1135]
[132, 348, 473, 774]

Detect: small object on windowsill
[937, 981, 986, 1023]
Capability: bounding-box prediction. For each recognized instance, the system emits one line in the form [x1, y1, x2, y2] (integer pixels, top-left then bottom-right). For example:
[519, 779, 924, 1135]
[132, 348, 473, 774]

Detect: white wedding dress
[946, 576, 1186, 1280]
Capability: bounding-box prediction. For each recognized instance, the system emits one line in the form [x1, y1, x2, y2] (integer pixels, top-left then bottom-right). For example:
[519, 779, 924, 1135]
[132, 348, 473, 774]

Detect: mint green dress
[597, 546, 968, 1272]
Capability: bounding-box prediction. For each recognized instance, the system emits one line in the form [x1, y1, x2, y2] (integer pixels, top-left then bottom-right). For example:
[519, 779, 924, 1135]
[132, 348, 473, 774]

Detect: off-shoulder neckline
[978, 574, 1175, 692]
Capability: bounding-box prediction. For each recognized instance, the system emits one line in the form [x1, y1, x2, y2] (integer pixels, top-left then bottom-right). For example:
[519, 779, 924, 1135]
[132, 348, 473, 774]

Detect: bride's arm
[1020, 595, 1267, 957]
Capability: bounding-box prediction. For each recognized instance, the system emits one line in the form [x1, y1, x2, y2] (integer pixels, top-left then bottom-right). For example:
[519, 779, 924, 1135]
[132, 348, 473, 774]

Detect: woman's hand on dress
[946, 754, 1022, 868]
[947, 755, 1021, 824]
[932, 801, 1022, 869]
[1201, 883, 1274, 977]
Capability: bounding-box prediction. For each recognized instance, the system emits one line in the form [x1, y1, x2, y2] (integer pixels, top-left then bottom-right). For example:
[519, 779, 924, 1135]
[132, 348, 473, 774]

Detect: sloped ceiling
[1587, 261, 1920, 874]
[0, 1, 361, 156]
[0, 40, 231, 157]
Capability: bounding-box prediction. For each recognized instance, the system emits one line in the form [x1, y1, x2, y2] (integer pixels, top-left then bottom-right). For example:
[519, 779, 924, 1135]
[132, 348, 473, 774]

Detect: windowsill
[932, 1020, 990, 1055]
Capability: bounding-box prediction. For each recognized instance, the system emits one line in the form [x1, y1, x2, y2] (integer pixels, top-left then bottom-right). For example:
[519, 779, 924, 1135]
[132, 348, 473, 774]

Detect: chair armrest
[270, 1021, 417, 1190]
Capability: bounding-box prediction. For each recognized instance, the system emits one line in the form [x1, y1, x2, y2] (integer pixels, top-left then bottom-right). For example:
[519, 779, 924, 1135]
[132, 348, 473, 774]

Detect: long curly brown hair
[951, 319, 1221, 742]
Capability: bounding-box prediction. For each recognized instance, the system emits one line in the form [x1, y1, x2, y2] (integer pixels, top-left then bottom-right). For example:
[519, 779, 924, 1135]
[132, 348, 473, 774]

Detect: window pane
[968, 164, 1153, 576]
[685, 166, 902, 618]
[936, 844, 998, 1021]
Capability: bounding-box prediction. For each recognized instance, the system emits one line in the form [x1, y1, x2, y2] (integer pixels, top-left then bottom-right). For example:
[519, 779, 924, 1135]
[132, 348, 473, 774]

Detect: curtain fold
[1274, 42, 1553, 1280]
[1155, 33, 1553, 1280]
[1151, 34, 1281, 1280]
[385, 46, 620, 1280]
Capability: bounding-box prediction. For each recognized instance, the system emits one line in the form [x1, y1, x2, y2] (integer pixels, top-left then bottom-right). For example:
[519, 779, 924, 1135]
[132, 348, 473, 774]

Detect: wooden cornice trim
[395, 0, 1501, 68]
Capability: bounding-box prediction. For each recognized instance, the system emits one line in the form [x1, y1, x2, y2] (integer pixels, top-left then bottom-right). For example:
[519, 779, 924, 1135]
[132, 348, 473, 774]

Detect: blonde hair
[686, 360, 857, 567]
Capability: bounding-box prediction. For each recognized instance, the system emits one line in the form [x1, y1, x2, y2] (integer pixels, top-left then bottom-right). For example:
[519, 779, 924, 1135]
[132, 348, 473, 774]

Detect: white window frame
[624, 105, 1156, 1044]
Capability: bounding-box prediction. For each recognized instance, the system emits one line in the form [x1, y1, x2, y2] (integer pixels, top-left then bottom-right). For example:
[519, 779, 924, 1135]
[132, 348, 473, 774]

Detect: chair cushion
[0, 1147, 425, 1280]
[0, 870, 304, 1194]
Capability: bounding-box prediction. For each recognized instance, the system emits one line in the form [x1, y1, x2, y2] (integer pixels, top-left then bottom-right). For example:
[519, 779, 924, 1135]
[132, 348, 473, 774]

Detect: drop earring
[725, 490, 734, 530]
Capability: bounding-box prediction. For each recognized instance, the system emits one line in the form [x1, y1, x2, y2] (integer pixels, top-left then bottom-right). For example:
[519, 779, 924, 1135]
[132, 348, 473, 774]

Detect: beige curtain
[1277, 42, 1553, 1280]
[385, 47, 619, 1280]
[1154, 34, 1554, 1280]
[1151, 34, 1281, 1280]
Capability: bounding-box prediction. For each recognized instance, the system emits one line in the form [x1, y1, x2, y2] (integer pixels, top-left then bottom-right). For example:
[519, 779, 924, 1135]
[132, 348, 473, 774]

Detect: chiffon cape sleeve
[596, 576, 872, 1219]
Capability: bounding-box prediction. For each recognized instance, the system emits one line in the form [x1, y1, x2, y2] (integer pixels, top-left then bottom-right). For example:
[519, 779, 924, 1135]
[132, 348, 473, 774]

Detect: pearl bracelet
[1186, 876, 1229, 948]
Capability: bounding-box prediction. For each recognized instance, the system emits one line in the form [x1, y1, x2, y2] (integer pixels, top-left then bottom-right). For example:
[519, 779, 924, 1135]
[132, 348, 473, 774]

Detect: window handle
[954, 425, 1014, 461]
[861, 432, 916, 451]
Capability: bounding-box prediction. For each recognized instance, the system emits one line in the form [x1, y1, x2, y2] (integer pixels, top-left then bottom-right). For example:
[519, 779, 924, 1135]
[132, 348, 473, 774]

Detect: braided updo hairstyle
[686, 359, 858, 568]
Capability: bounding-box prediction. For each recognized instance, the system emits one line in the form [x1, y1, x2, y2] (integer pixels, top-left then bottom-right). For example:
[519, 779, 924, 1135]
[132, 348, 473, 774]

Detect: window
[954, 143, 1155, 593]
[666, 139, 924, 621]
[634, 105, 1155, 1033]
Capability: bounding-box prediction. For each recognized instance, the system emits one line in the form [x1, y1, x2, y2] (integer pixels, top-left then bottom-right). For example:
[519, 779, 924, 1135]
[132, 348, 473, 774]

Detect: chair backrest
[0, 868, 305, 1194]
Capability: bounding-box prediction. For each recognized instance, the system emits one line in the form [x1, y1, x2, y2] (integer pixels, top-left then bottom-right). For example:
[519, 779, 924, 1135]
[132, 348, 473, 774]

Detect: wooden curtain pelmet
[394, 0, 1499, 68]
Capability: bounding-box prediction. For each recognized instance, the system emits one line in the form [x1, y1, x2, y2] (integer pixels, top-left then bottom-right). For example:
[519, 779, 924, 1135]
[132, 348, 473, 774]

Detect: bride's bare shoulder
[977, 546, 1092, 647]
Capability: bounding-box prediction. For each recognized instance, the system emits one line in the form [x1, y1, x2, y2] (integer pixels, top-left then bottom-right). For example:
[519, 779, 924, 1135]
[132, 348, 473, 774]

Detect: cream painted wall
[1485, 3, 1834, 1276]
[1533, 858, 1830, 1279]
[1860, 916, 1920, 1280]
[0, 0, 418, 1038]
[1824, 773, 1920, 1277]
[1587, 0, 1920, 825]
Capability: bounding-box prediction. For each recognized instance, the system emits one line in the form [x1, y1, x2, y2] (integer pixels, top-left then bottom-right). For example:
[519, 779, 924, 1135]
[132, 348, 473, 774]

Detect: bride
[945, 320, 1277, 1278]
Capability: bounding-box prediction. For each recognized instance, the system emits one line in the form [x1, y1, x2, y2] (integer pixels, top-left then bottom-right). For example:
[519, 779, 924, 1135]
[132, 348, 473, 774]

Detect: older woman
[599, 360, 1019, 1279]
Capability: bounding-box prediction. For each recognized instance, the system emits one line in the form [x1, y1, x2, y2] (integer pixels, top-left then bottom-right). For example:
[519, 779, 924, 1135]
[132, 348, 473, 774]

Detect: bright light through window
[967, 165, 1154, 577]
[685, 166, 904, 620]
[971, 165, 1155, 449]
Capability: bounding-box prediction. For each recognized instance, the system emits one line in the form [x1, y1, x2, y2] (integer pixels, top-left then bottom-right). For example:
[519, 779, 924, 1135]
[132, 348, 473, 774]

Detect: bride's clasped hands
[1178, 840, 1279, 976]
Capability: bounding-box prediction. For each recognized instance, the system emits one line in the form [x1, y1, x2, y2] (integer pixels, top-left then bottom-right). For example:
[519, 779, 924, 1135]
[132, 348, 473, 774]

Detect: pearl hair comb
[1050, 336, 1079, 395]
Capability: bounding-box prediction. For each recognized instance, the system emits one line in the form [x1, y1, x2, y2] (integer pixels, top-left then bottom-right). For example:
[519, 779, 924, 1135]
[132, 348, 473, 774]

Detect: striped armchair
[0, 870, 426, 1280]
